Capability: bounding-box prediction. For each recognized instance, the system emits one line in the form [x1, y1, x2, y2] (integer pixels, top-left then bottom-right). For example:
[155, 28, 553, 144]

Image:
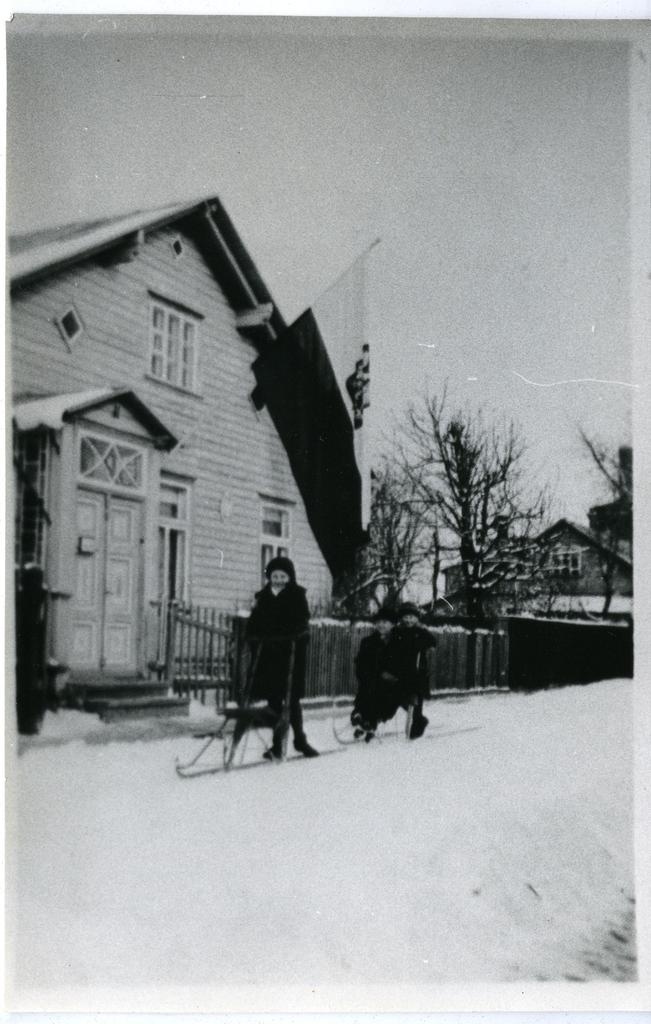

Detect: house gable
[9, 197, 286, 347]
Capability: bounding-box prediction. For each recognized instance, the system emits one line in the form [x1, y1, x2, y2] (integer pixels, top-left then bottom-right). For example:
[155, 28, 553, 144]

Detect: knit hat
[397, 601, 421, 620]
[372, 607, 397, 624]
[264, 556, 296, 584]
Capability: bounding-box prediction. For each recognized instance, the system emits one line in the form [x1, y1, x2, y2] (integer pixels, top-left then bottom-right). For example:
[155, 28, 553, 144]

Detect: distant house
[441, 518, 632, 618]
[10, 197, 333, 680]
[587, 445, 632, 562]
[533, 518, 632, 616]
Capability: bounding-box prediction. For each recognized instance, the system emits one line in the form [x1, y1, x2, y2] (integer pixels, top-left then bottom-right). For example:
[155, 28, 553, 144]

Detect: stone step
[85, 695, 191, 723]
[65, 679, 170, 705]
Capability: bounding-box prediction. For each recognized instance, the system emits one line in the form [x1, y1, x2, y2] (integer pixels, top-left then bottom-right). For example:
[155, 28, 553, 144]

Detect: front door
[72, 489, 142, 672]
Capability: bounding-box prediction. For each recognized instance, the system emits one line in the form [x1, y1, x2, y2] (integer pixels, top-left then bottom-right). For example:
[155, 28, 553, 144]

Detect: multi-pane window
[547, 549, 582, 578]
[158, 479, 191, 602]
[14, 430, 49, 567]
[260, 502, 291, 584]
[79, 433, 145, 492]
[149, 297, 199, 391]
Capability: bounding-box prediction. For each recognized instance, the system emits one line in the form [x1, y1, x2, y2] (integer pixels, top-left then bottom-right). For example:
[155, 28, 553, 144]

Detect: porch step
[86, 695, 191, 723]
[64, 679, 170, 707]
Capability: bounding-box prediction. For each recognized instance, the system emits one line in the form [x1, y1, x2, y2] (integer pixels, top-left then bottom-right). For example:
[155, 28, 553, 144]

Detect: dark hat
[397, 602, 421, 620]
[372, 607, 397, 624]
[264, 556, 296, 583]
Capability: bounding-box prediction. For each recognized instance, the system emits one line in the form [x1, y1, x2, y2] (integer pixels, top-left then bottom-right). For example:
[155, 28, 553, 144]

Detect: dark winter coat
[246, 582, 310, 702]
[353, 632, 400, 726]
[387, 624, 436, 701]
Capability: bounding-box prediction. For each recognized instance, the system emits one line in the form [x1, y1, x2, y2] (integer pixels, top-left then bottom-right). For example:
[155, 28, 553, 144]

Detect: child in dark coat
[246, 556, 318, 759]
[388, 602, 436, 739]
[351, 608, 399, 741]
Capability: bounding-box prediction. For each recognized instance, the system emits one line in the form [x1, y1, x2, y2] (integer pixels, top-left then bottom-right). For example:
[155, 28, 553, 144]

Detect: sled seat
[192, 704, 280, 741]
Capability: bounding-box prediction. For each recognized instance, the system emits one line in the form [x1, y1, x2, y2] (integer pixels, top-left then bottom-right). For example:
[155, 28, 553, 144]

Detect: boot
[409, 712, 429, 740]
[263, 747, 283, 762]
[293, 737, 320, 758]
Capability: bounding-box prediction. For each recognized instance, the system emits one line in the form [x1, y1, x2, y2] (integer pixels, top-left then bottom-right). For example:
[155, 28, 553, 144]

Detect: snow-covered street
[6, 679, 637, 1008]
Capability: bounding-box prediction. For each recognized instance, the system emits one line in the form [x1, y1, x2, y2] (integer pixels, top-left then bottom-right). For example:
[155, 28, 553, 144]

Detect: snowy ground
[5, 679, 639, 1010]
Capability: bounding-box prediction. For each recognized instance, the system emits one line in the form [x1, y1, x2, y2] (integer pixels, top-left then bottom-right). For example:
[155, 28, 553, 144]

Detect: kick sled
[175, 638, 296, 778]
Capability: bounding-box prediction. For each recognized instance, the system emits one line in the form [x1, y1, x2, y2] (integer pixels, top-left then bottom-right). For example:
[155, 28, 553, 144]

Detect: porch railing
[160, 601, 234, 704]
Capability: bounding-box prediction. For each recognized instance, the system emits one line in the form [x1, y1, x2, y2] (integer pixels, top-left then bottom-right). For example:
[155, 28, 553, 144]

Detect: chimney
[618, 446, 632, 497]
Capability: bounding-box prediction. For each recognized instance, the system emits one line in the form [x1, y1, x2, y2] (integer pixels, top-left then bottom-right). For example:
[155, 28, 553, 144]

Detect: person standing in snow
[351, 607, 400, 741]
[388, 602, 436, 739]
[246, 556, 319, 759]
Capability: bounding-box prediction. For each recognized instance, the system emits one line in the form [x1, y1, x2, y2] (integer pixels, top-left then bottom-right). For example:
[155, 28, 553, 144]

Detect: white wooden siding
[11, 225, 332, 611]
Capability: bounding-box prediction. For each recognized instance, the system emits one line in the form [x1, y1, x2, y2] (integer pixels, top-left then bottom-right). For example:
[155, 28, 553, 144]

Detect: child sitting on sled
[351, 607, 399, 741]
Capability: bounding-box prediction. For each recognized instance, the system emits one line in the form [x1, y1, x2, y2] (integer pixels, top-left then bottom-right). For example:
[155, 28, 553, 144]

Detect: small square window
[171, 237, 184, 257]
[55, 306, 84, 349]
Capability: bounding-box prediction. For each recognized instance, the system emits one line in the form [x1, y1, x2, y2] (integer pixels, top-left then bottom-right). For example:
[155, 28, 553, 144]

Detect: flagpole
[313, 237, 378, 534]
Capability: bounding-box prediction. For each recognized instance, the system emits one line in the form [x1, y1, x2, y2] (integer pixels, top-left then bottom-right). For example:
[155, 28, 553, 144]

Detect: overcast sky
[6, 16, 644, 523]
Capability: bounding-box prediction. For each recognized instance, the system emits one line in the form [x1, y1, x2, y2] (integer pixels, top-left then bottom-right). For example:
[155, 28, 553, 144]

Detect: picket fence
[157, 602, 508, 702]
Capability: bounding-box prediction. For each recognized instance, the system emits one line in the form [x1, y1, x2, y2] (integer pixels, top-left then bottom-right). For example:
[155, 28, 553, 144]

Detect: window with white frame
[260, 501, 291, 584]
[158, 478, 192, 602]
[547, 548, 582, 578]
[149, 296, 200, 391]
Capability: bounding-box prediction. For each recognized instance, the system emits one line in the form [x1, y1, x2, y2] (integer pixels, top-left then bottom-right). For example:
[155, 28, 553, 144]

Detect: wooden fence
[155, 603, 508, 703]
[505, 615, 632, 689]
[303, 623, 508, 697]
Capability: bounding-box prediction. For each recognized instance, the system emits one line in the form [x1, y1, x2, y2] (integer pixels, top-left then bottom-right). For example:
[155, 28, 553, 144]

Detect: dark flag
[252, 307, 367, 578]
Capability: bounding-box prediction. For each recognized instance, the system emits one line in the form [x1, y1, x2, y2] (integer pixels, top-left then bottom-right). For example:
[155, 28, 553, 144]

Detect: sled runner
[331, 698, 404, 745]
[175, 638, 296, 778]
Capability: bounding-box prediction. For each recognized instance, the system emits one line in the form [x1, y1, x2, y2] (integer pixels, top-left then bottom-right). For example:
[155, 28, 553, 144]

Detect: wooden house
[441, 518, 632, 618]
[10, 197, 333, 681]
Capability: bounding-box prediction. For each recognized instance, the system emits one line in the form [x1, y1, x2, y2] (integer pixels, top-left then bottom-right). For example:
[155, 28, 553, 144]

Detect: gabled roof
[13, 388, 178, 451]
[8, 195, 286, 345]
[535, 518, 632, 569]
[442, 516, 633, 577]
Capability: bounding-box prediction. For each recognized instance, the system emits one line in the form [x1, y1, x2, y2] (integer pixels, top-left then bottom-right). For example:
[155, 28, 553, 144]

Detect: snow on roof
[13, 387, 178, 450]
[8, 195, 287, 344]
[13, 388, 115, 432]
[544, 594, 633, 615]
[8, 199, 201, 286]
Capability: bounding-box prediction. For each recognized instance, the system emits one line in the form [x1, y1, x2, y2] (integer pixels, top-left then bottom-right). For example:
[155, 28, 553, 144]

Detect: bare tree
[398, 390, 549, 618]
[333, 459, 435, 618]
[580, 431, 633, 507]
[581, 431, 632, 615]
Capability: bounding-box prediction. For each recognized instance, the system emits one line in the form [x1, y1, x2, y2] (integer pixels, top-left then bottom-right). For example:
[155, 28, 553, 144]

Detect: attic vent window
[171, 238, 184, 257]
[56, 306, 84, 349]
